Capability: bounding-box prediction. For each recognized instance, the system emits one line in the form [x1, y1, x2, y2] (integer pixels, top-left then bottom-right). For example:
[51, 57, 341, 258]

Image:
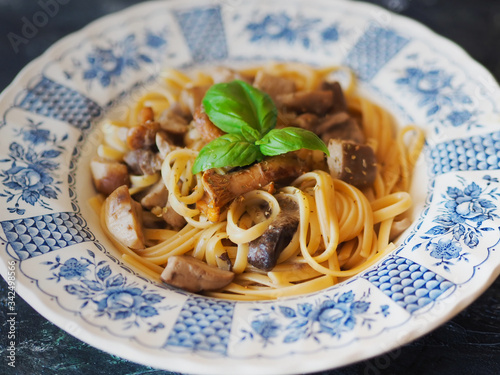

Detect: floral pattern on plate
[411, 175, 500, 271]
[16, 243, 186, 348]
[67, 31, 168, 89]
[43, 249, 167, 328]
[0, 119, 68, 214]
[242, 290, 389, 345]
[230, 278, 410, 357]
[399, 171, 500, 284]
[395, 64, 481, 133]
[244, 11, 342, 49]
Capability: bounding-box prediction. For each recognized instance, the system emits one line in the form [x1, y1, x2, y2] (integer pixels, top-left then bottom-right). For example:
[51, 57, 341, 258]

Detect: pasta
[90, 62, 425, 300]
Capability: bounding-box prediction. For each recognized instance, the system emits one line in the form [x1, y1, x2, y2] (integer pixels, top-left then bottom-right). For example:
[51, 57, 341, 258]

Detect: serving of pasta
[89, 62, 425, 301]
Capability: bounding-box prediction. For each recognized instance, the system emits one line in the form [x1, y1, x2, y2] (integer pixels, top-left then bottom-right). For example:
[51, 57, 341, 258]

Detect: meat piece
[275, 90, 333, 116]
[193, 106, 225, 143]
[327, 139, 377, 188]
[104, 185, 145, 250]
[316, 112, 365, 144]
[140, 179, 168, 210]
[320, 81, 348, 114]
[202, 153, 310, 221]
[137, 106, 154, 124]
[248, 195, 299, 271]
[123, 149, 162, 175]
[162, 201, 186, 230]
[183, 125, 205, 151]
[183, 104, 225, 151]
[141, 210, 167, 229]
[139, 179, 186, 230]
[158, 105, 189, 135]
[182, 113, 220, 152]
[126, 122, 160, 150]
[253, 71, 296, 102]
[291, 113, 319, 132]
[90, 157, 130, 195]
[161, 255, 234, 293]
[194, 106, 225, 141]
[179, 85, 210, 116]
[155, 131, 175, 160]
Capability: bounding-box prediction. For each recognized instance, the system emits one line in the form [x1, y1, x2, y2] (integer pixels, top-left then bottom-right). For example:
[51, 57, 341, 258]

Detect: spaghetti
[91, 62, 425, 300]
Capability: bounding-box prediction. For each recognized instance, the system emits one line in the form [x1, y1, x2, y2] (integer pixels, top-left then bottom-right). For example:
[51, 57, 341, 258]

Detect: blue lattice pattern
[174, 6, 228, 62]
[345, 24, 410, 81]
[1, 212, 94, 260]
[428, 131, 500, 175]
[16, 77, 102, 131]
[362, 257, 455, 313]
[166, 297, 234, 354]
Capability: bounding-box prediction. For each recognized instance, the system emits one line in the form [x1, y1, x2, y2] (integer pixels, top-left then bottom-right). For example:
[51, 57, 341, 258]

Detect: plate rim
[1, 0, 500, 374]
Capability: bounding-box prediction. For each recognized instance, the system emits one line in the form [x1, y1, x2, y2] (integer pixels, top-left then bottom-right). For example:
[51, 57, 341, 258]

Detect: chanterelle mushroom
[104, 185, 145, 250]
[161, 255, 234, 293]
[201, 152, 310, 222]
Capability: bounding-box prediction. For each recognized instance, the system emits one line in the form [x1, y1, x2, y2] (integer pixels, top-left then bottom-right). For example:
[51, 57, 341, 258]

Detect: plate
[1, 0, 500, 374]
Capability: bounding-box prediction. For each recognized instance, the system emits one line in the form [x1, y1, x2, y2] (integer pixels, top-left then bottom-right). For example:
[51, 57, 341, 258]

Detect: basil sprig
[192, 80, 329, 174]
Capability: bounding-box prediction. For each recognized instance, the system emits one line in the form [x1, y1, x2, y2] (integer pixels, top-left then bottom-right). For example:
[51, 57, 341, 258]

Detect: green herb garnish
[192, 80, 329, 174]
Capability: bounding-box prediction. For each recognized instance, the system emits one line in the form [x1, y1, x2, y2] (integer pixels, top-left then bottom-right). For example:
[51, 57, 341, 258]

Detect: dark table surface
[1, 0, 500, 374]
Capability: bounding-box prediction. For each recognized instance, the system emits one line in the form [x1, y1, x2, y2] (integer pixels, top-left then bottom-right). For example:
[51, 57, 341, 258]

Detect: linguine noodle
[91, 62, 425, 300]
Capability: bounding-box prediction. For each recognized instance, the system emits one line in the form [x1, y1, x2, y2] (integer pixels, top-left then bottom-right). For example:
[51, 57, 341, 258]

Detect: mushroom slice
[327, 139, 377, 189]
[179, 85, 210, 116]
[316, 112, 365, 144]
[104, 185, 145, 250]
[290, 113, 319, 132]
[90, 157, 130, 195]
[161, 255, 235, 293]
[139, 180, 186, 230]
[320, 81, 348, 114]
[193, 106, 225, 142]
[275, 90, 334, 116]
[183, 107, 225, 151]
[155, 131, 175, 160]
[162, 201, 187, 230]
[123, 149, 162, 175]
[126, 121, 160, 150]
[158, 105, 189, 135]
[253, 71, 296, 102]
[140, 179, 168, 210]
[247, 195, 300, 271]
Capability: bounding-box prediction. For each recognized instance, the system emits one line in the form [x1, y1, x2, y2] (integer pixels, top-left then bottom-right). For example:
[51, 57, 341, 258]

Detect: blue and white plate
[1, 0, 500, 373]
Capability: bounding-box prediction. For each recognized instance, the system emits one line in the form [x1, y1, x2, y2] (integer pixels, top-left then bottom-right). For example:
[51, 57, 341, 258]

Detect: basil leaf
[256, 127, 330, 157]
[202, 80, 277, 141]
[192, 133, 263, 174]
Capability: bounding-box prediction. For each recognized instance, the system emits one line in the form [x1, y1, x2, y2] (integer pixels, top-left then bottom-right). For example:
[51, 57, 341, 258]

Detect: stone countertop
[0, 0, 499, 374]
